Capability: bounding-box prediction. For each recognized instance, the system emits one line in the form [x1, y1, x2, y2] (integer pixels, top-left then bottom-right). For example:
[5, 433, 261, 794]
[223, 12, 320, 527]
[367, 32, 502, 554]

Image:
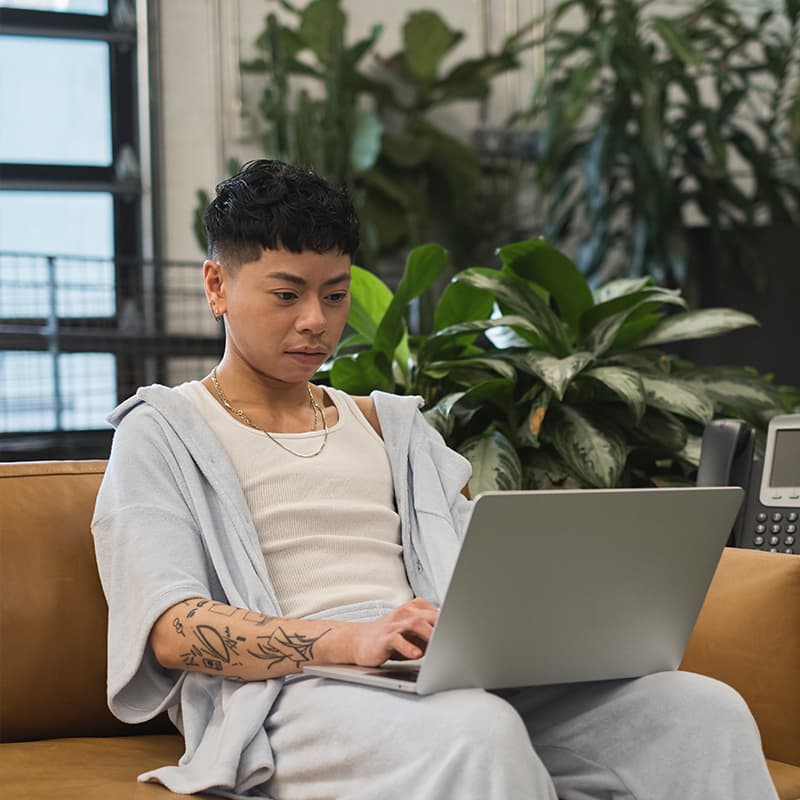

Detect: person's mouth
[286, 348, 329, 363]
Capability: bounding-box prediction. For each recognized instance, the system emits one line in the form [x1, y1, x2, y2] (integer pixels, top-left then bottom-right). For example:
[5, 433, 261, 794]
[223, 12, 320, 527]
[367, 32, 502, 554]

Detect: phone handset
[696, 419, 755, 491]
[697, 419, 755, 547]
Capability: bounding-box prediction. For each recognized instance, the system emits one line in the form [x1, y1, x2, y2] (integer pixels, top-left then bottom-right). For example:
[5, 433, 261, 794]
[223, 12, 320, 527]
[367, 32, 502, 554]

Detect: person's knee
[644, 671, 756, 736]
[431, 690, 532, 754]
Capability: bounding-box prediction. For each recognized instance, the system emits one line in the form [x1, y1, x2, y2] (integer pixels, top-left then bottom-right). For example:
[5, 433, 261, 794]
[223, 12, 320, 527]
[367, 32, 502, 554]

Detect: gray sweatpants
[265, 670, 777, 800]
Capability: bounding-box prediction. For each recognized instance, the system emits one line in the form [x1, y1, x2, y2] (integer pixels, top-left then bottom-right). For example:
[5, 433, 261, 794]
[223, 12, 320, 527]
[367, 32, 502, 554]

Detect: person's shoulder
[349, 394, 382, 437]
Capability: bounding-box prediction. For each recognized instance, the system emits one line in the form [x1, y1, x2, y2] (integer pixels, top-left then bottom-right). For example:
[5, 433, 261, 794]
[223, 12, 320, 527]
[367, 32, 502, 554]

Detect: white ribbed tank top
[175, 380, 414, 617]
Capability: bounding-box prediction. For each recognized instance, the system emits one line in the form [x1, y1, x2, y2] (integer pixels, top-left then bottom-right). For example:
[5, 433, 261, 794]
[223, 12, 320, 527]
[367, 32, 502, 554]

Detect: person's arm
[150, 597, 438, 681]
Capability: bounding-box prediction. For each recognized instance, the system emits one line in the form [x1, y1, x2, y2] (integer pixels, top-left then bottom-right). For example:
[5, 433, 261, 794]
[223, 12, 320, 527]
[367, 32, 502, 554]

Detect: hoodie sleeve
[407, 409, 474, 599]
[92, 404, 213, 723]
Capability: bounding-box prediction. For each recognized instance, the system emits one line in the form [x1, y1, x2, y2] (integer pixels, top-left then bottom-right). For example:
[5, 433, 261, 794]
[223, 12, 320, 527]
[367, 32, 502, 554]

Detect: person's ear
[203, 259, 226, 321]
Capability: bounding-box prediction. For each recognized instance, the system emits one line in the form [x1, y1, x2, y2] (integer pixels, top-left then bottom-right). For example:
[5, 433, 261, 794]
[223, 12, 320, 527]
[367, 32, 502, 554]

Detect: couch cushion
[0, 460, 171, 742]
[681, 547, 800, 769]
[766, 759, 800, 800]
[0, 735, 217, 799]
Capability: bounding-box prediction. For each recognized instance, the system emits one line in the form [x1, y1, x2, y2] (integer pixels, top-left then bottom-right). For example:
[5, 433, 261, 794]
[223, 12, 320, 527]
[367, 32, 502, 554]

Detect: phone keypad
[750, 511, 798, 553]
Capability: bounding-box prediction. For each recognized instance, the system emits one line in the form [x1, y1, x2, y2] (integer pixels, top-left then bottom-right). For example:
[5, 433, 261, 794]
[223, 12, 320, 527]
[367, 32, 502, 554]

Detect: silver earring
[210, 306, 222, 322]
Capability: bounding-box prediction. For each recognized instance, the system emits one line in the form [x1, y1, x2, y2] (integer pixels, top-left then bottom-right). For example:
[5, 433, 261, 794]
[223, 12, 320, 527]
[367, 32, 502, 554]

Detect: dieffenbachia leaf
[640, 375, 714, 424]
[459, 429, 523, 496]
[548, 405, 627, 488]
[505, 350, 595, 400]
[583, 366, 646, 421]
[633, 308, 758, 348]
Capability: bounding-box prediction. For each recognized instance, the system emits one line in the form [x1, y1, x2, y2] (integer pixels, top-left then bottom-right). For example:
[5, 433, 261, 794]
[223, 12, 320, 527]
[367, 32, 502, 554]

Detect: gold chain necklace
[210, 367, 328, 458]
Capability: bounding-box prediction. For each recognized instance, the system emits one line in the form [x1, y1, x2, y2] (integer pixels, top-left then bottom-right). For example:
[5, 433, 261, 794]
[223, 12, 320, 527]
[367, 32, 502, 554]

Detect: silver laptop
[304, 486, 743, 695]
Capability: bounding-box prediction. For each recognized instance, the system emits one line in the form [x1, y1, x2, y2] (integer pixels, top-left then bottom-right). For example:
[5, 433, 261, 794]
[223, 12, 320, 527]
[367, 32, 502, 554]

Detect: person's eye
[273, 291, 298, 302]
[327, 291, 349, 303]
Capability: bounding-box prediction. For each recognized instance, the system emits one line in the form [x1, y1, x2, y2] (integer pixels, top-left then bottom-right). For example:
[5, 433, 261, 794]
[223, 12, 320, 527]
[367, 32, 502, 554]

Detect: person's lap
[265, 671, 778, 800]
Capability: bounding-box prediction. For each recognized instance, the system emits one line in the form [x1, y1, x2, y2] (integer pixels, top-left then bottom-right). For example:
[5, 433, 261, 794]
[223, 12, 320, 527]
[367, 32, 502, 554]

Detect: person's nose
[296, 298, 327, 335]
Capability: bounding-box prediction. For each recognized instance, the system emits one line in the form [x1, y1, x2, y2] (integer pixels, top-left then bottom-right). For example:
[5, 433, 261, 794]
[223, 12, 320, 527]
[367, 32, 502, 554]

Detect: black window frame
[0, 0, 142, 459]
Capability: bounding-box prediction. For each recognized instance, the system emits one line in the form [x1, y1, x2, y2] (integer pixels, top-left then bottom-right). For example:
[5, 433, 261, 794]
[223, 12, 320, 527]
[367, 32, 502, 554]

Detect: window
[0, 0, 140, 458]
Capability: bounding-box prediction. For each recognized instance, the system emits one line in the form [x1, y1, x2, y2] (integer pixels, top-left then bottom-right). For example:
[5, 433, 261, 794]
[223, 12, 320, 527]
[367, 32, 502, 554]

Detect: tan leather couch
[1, 460, 798, 800]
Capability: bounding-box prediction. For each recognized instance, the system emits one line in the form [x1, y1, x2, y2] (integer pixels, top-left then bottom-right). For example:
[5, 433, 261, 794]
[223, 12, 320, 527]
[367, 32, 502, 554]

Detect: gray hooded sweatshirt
[91, 384, 473, 798]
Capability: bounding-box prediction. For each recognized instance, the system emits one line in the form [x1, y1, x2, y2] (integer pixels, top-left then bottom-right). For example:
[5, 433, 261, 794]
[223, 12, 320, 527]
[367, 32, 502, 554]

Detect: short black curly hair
[203, 160, 360, 267]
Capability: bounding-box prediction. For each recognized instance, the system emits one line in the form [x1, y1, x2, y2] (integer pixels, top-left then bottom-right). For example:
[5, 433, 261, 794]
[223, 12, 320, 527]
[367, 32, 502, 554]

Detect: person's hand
[347, 598, 439, 667]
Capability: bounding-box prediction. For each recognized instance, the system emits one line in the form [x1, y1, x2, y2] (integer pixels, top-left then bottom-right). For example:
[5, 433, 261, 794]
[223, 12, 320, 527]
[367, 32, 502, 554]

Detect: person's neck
[210, 361, 311, 414]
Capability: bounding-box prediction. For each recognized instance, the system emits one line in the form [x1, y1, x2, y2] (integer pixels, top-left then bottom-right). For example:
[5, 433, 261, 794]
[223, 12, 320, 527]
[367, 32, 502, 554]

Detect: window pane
[0, 191, 115, 318]
[59, 351, 116, 428]
[0, 36, 111, 165]
[0, 1, 107, 12]
[0, 351, 54, 431]
[0, 350, 116, 432]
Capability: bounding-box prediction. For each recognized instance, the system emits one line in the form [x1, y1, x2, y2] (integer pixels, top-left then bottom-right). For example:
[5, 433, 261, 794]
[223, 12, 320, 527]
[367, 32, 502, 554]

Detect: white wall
[152, 0, 544, 264]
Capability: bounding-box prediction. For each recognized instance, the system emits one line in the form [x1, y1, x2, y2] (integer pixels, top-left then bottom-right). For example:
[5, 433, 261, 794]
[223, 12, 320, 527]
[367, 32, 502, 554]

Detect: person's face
[205, 248, 351, 385]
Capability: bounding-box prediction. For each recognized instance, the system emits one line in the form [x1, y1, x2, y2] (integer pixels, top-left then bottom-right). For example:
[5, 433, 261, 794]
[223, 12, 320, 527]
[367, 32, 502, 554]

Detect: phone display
[766, 428, 800, 499]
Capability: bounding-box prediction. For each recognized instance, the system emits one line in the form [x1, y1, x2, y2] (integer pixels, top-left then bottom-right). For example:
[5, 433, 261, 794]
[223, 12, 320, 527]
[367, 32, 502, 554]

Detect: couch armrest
[680, 547, 800, 767]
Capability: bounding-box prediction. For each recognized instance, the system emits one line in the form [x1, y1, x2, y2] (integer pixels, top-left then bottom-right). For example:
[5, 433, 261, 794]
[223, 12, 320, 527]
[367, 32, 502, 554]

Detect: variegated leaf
[455, 268, 569, 354]
[419, 315, 544, 361]
[422, 392, 465, 438]
[516, 388, 553, 448]
[583, 366, 646, 421]
[523, 448, 586, 490]
[507, 351, 594, 400]
[549, 405, 627, 488]
[423, 357, 516, 382]
[634, 309, 758, 348]
[677, 433, 703, 467]
[593, 277, 655, 303]
[640, 375, 714, 424]
[459, 430, 523, 496]
[680, 368, 782, 414]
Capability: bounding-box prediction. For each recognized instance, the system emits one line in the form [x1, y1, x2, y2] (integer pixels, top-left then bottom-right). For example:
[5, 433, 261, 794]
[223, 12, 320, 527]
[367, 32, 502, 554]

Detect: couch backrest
[0, 460, 171, 742]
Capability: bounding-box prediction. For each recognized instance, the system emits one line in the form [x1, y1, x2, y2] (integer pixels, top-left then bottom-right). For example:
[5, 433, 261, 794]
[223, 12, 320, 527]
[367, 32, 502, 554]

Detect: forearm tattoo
[172, 600, 330, 674]
[247, 626, 330, 669]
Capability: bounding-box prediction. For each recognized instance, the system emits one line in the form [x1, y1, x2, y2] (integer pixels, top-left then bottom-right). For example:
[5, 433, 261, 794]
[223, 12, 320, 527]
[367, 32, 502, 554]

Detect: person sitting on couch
[91, 158, 778, 800]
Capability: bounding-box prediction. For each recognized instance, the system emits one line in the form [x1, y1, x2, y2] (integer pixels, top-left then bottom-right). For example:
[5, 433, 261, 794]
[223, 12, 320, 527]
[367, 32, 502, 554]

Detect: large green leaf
[583, 366, 647, 421]
[584, 288, 689, 356]
[680, 367, 784, 416]
[633, 309, 759, 348]
[423, 356, 516, 382]
[329, 350, 394, 394]
[497, 237, 594, 333]
[419, 315, 545, 362]
[373, 244, 448, 360]
[299, 0, 346, 63]
[547, 405, 627, 488]
[581, 284, 686, 338]
[523, 447, 586, 490]
[640, 375, 714, 424]
[433, 278, 494, 332]
[403, 11, 462, 83]
[347, 265, 392, 340]
[455, 268, 569, 354]
[460, 430, 523, 496]
[347, 265, 412, 378]
[507, 350, 595, 400]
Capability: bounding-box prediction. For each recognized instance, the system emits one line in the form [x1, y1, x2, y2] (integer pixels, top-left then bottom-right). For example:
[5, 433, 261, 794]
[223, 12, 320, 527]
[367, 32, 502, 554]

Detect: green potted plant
[516, 0, 800, 298]
[323, 238, 798, 495]
[194, 0, 532, 273]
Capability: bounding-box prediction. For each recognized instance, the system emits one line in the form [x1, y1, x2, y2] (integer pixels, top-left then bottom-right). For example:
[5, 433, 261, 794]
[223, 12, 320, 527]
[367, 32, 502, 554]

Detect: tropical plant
[193, 0, 532, 270]
[322, 238, 798, 495]
[517, 0, 800, 297]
